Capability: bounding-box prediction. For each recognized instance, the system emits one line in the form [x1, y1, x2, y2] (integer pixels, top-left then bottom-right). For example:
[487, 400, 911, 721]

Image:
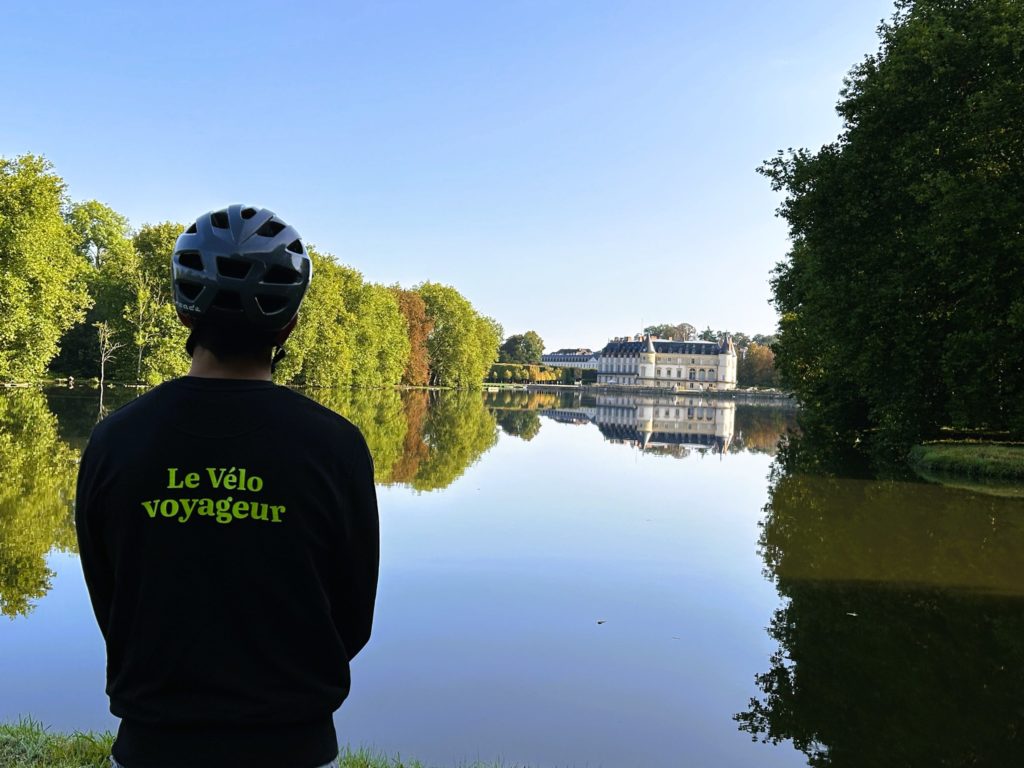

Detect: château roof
[600, 337, 732, 357]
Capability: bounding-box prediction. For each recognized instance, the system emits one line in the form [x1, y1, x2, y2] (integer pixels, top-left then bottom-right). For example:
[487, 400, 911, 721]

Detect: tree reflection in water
[0, 389, 79, 617]
[0, 386, 502, 617]
[737, 464, 1024, 766]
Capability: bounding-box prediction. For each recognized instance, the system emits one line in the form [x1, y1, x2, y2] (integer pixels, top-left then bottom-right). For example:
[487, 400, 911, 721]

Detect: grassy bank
[0, 719, 512, 768]
[908, 442, 1024, 481]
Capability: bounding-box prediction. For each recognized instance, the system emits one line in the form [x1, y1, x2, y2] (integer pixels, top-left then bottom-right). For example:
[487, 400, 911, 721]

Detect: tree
[276, 247, 360, 386]
[499, 331, 545, 364]
[644, 323, 695, 341]
[131, 222, 190, 384]
[763, 0, 1024, 460]
[391, 287, 433, 386]
[738, 343, 779, 388]
[0, 155, 92, 381]
[416, 281, 500, 387]
[95, 321, 126, 389]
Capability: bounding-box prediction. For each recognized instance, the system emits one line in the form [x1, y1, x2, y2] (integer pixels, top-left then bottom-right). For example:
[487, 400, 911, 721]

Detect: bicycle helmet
[171, 205, 312, 331]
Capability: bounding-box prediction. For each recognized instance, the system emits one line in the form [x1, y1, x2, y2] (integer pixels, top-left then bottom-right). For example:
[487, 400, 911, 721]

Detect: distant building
[596, 333, 737, 391]
[541, 348, 601, 369]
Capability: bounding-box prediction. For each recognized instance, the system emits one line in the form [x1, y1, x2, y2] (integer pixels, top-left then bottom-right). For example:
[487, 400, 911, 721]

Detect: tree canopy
[0, 154, 502, 389]
[498, 331, 545, 364]
[0, 156, 92, 381]
[764, 0, 1024, 460]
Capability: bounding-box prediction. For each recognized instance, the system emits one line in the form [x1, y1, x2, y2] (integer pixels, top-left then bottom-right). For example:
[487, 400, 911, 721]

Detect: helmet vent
[240, 207, 257, 220]
[256, 294, 289, 314]
[178, 281, 203, 301]
[217, 257, 252, 280]
[211, 290, 243, 311]
[256, 219, 286, 238]
[286, 239, 304, 254]
[185, 222, 198, 234]
[210, 210, 230, 229]
[263, 265, 300, 284]
[178, 251, 204, 271]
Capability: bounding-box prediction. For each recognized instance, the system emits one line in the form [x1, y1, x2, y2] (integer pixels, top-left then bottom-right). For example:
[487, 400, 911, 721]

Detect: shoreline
[909, 442, 1024, 482]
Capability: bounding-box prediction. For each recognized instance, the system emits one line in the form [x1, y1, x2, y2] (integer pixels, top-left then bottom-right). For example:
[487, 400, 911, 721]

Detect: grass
[0, 718, 523, 768]
[908, 441, 1024, 481]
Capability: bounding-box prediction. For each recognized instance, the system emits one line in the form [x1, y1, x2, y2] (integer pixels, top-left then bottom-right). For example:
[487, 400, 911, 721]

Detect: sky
[2, 0, 896, 352]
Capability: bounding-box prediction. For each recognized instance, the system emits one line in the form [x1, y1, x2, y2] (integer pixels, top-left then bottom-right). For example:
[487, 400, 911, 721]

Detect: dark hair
[185, 321, 279, 363]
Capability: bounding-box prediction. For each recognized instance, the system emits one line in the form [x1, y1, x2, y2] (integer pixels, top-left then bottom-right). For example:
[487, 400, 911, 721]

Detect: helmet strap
[271, 346, 287, 374]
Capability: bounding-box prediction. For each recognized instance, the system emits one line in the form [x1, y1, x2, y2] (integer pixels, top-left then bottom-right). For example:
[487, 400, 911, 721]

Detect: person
[75, 205, 380, 768]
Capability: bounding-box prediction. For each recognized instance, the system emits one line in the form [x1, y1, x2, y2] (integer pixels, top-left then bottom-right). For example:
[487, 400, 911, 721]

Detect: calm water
[1, 386, 1022, 766]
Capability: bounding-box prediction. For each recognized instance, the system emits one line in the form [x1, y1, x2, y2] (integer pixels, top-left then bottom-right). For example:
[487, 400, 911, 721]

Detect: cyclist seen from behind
[75, 205, 380, 768]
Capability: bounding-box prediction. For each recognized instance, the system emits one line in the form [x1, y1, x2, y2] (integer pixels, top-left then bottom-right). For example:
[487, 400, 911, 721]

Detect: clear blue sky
[2, 0, 895, 351]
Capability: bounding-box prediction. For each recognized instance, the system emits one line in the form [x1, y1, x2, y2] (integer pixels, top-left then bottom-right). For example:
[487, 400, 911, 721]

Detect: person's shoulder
[271, 386, 367, 444]
[89, 381, 179, 441]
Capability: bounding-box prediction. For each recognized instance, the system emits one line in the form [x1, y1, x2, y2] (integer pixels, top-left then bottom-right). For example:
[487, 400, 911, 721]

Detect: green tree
[644, 323, 696, 341]
[738, 343, 779, 388]
[132, 222, 190, 383]
[499, 331, 545, 364]
[416, 282, 500, 387]
[349, 283, 411, 387]
[0, 155, 92, 381]
[277, 247, 361, 386]
[764, 0, 1024, 460]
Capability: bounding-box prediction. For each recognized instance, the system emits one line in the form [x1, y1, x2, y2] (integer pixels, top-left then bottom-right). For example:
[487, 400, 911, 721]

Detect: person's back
[75, 206, 379, 768]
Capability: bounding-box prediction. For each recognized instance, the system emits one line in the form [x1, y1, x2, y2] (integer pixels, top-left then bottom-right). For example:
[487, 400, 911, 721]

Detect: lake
[1, 385, 1022, 766]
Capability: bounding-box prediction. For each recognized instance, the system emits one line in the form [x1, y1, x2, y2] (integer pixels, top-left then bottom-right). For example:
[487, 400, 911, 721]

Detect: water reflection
[737, 469, 1024, 765]
[0, 390, 79, 618]
[3, 386, 795, 619]
[486, 390, 796, 459]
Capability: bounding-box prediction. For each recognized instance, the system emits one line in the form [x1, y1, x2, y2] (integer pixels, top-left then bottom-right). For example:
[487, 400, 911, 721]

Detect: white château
[595, 333, 737, 391]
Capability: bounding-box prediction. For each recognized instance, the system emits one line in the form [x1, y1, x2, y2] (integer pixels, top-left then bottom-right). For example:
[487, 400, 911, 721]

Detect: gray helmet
[171, 205, 312, 331]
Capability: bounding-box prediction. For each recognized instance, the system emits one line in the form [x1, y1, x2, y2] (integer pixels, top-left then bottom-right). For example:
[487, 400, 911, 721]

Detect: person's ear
[275, 314, 299, 347]
[177, 311, 194, 329]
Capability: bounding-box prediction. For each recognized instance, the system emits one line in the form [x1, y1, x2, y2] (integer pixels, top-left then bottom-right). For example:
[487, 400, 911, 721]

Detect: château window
[689, 369, 696, 380]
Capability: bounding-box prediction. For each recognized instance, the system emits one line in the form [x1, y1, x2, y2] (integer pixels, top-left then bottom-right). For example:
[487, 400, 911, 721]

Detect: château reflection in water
[2, 385, 795, 619]
[737, 460, 1024, 766]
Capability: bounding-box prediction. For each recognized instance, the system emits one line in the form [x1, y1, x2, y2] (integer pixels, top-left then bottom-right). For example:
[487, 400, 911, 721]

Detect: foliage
[0, 390, 79, 617]
[486, 363, 563, 384]
[391, 287, 433, 386]
[737, 343, 779, 388]
[0, 156, 92, 381]
[498, 331, 544, 364]
[764, 0, 1024, 462]
[416, 282, 501, 388]
[644, 322, 695, 341]
[131, 223, 190, 384]
[0, 155, 498, 387]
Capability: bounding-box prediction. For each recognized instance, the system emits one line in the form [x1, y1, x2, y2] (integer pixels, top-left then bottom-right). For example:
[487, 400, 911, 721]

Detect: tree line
[762, 0, 1024, 462]
[1, 154, 502, 387]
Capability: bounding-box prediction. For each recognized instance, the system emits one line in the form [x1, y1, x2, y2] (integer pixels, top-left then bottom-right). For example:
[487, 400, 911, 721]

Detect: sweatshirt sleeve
[75, 438, 114, 641]
[332, 427, 380, 661]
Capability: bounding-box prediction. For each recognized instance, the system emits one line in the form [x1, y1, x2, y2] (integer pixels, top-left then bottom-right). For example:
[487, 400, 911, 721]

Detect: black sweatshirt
[74, 377, 380, 768]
